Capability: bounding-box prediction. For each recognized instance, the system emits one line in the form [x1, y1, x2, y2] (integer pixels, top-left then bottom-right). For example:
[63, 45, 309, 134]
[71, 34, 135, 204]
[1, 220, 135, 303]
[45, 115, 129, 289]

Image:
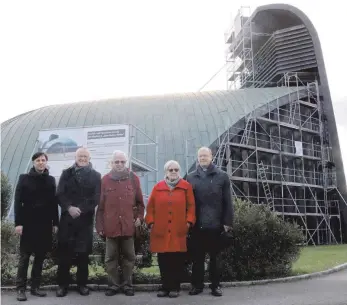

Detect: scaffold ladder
[289, 100, 298, 125]
[240, 116, 253, 145]
[258, 161, 274, 209]
[300, 172, 338, 244]
[213, 132, 228, 167]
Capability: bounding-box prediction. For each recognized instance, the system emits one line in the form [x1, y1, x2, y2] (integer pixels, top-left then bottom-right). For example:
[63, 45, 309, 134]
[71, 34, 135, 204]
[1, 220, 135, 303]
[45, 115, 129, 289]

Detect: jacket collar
[28, 167, 49, 176]
[156, 179, 188, 191]
[194, 163, 218, 176]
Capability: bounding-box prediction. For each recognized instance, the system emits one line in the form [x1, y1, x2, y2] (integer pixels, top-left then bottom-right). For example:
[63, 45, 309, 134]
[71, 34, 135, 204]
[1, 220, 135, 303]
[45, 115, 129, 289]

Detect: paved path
[2, 269, 347, 305]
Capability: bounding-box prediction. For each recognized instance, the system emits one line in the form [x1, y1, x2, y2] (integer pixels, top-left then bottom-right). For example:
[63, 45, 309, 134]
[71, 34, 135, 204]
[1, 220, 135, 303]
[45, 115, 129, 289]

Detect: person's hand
[187, 222, 191, 228]
[53, 226, 58, 234]
[15, 226, 23, 235]
[98, 231, 104, 237]
[224, 225, 232, 232]
[68, 206, 81, 219]
[148, 223, 153, 229]
[134, 218, 141, 228]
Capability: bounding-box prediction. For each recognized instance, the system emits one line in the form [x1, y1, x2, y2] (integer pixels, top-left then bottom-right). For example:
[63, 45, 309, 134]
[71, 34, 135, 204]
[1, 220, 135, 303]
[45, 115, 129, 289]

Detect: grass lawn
[292, 244, 347, 275]
[141, 245, 347, 277]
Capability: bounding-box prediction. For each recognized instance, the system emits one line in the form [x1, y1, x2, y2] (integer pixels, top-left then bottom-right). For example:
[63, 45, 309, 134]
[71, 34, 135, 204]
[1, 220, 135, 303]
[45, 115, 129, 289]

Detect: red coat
[145, 179, 196, 253]
[95, 171, 144, 237]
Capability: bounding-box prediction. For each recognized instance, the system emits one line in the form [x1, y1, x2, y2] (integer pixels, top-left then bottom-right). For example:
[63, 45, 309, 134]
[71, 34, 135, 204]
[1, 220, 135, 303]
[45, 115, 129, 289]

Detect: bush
[219, 199, 304, 281]
[1, 220, 19, 284]
[0, 199, 304, 286]
[91, 224, 152, 268]
[134, 224, 152, 268]
[1, 172, 12, 219]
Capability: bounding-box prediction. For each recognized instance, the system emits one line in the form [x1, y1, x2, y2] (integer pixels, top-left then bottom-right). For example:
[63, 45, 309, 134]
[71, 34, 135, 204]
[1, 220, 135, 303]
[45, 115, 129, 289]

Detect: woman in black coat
[14, 152, 59, 302]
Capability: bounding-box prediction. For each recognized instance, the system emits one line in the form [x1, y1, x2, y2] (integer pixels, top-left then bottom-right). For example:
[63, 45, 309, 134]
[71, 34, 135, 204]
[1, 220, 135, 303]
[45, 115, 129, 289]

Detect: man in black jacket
[56, 148, 101, 297]
[187, 147, 234, 297]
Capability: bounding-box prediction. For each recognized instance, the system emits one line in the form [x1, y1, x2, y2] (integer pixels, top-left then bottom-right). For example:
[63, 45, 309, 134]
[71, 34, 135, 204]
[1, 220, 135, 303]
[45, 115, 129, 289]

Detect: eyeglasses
[114, 160, 126, 164]
[168, 168, 179, 172]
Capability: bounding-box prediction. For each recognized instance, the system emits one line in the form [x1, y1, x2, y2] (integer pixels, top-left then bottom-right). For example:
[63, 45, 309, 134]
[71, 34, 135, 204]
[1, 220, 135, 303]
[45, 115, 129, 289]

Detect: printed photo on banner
[37, 125, 130, 181]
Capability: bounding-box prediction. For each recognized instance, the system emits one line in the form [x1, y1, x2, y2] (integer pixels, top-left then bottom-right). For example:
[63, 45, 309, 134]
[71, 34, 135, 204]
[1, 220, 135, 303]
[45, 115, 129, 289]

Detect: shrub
[1, 220, 19, 284]
[1, 172, 12, 219]
[219, 199, 304, 281]
[91, 224, 152, 268]
[134, 224, 152, 268]
[133, 267, 160, 284]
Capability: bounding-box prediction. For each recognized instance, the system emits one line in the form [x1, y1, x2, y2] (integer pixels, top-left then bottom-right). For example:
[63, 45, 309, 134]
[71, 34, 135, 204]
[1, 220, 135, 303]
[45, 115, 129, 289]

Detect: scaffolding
[225, 6, 318, 90]
[225, 6, 273, 90]
[214, 74, 343, 245]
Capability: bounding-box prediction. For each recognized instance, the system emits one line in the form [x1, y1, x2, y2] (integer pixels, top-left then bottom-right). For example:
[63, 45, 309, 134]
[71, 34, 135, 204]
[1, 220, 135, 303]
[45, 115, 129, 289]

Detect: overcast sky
[1, 0, 347, 169]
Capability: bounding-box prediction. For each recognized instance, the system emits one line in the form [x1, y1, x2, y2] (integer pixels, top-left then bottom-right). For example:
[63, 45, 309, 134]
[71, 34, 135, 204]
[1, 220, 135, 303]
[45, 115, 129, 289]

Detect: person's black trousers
[190, 228, 222, 289]
[16, 250, 46, 290]
[57, 250, 89, 288]
[157, 252, 186, 292]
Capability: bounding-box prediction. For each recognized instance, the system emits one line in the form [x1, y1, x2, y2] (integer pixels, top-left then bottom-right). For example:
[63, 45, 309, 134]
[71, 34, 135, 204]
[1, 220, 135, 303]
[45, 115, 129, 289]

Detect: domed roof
[1, 87, 297, 191]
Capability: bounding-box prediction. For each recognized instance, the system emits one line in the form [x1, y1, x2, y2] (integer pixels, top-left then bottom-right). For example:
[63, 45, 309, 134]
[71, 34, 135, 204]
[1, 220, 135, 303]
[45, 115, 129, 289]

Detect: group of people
[13, 146, 234, 301]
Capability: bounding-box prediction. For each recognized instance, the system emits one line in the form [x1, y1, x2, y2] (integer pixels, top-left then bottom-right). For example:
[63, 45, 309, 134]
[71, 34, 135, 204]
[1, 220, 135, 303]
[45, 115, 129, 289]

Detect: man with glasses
[95, 150, 144, 297]
[187, 147, 234, 297]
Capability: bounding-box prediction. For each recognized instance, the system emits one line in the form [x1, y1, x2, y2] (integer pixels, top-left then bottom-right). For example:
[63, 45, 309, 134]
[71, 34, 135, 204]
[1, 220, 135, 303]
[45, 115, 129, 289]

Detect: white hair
[164, 160, 181, 175]
[198, 146, 212, 155]
[112, 150, 128, 161]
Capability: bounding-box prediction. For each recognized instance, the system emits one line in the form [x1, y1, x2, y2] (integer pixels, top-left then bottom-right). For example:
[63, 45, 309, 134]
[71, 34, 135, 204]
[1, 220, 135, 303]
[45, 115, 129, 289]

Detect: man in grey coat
[187, 147, 234, 297]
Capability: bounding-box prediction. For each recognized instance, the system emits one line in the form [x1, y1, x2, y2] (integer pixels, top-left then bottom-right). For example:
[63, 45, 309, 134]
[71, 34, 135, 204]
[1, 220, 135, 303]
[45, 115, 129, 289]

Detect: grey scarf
[73, 162, 92, 172]
[110, 168, 130, 181]
[165, 177, 181, 190]
[73, 162, 92, 183]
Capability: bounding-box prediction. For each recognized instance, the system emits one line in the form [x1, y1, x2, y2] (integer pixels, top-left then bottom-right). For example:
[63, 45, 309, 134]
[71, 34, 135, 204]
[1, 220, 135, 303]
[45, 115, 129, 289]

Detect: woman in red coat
[145, 160, 196, 298]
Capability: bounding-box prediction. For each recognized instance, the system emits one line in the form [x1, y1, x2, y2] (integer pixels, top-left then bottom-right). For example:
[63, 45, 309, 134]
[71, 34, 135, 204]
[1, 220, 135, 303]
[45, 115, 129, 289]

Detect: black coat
[57, 165, 101, 254]
[187, 164, 234, 230]
[14, 168, 59, 253]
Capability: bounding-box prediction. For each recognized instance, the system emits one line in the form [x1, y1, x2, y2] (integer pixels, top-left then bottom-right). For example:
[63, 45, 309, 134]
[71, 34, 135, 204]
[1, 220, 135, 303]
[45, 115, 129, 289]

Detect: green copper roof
[1, 87, 298, 198]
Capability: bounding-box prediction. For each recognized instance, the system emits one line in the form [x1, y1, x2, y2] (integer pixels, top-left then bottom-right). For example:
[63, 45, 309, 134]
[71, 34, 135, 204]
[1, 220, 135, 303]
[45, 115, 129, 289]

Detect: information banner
[37, 125, 130, 181]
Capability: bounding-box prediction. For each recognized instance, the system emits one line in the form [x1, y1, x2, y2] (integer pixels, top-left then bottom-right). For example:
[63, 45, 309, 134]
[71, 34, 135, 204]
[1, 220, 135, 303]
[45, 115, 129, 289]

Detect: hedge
[219, 199, 304, 281]
[1, 199, 304, 285]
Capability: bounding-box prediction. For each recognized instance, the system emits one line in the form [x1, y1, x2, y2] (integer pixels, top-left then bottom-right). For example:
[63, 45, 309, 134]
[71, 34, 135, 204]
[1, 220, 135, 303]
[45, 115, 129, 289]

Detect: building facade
[1, 4, 346, 244]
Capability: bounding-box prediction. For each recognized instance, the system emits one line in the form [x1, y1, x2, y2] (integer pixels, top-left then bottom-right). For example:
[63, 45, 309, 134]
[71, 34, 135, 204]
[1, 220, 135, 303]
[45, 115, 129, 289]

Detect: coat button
[169, 220, 171, 223]
[119, 216, 122, 218]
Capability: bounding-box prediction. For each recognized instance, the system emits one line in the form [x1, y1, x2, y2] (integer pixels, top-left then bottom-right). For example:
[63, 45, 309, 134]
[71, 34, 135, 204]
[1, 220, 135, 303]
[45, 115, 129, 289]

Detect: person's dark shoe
[169, 291, 180, 298]
[123, 287, 135, 296]
[105, 288, 120, 296]
[189, 287, 203, 295]
[157, 290, 169, 297]
[16, 290, 27, 301]
[56, 286, 68, 297]
[30, 288, 47, 297]
[78, 286, 90, 296]
[211, 286, 223, 297]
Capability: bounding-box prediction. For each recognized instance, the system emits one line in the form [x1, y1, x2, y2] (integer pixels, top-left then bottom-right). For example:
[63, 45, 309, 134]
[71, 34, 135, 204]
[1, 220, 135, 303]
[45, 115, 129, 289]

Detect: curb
[221, 262, 347, 287]
[2, 263, 347, 292]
